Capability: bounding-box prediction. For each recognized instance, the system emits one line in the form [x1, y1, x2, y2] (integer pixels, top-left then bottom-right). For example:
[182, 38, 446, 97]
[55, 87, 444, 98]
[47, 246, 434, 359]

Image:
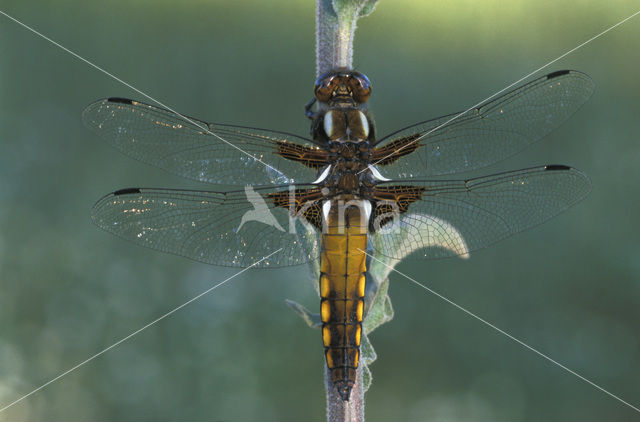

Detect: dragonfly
[84, 69, 594, 401]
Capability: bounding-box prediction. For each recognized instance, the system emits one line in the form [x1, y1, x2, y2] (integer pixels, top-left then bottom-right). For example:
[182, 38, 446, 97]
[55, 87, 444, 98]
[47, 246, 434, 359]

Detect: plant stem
[325, 365, 365, 422]
[316, 0, 378, 76]
[315, 2, 379, 420]
[316, 0, 354, 75]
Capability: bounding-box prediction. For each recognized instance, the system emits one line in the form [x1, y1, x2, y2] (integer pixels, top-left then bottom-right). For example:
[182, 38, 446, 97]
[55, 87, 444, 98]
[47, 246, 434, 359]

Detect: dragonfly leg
[305, 97, 317, 119]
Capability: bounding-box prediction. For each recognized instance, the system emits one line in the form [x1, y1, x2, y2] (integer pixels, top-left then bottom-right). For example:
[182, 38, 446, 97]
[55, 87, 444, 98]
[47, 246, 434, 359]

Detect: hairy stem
[325, 364, 365, 422]
[315, 3, 379, 421]
[315, 0, 378, 77]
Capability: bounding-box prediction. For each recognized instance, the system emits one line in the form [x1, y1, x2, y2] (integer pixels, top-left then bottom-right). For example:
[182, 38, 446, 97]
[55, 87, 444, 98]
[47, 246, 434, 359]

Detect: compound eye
[349, 73, 371, 103]
[315, 74, 336, 102]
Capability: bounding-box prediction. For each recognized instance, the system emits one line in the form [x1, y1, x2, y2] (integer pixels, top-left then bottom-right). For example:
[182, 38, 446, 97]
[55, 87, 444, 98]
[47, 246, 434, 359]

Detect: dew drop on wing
[265, 165, 291, 184]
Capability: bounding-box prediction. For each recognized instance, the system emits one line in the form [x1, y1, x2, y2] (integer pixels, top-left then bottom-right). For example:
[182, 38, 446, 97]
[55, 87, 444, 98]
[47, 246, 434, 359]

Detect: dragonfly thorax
[315, 162, 377, 198]
[322, 109, 371, 141]
[328, 141, 370, 160]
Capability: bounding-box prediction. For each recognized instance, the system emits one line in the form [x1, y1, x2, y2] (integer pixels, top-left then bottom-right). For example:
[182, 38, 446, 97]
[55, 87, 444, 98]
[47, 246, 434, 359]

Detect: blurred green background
[1, 1, 639, 421]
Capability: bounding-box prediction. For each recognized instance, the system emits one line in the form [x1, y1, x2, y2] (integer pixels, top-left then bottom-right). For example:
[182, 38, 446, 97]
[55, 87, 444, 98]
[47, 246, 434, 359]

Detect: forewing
[370, 165, 591, 260]
[372, 71, 594, 178]
[91, 186, 322, 268]
[83, 98, 326, 186]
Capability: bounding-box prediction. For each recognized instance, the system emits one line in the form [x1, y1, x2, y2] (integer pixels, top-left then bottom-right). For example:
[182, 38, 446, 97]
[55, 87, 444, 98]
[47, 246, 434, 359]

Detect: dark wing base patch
[370, 134, 421, 166]
[268, 188, 325, 230]
[370, 185, 426, 231]
[276, 141, 330, 169]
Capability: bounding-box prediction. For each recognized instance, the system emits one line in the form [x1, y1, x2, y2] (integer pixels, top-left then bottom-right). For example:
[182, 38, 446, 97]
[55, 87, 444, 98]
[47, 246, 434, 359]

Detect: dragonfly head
[314, 70, 371, 105]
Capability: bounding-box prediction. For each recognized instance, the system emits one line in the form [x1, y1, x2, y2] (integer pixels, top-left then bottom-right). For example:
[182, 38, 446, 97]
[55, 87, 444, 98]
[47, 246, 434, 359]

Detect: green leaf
[362, 276, 394, 335]
[285, 299, 322, 328]
[360, 333, 377, 392]
[359, 0, 380, 17]
[332, 0, 379, 17]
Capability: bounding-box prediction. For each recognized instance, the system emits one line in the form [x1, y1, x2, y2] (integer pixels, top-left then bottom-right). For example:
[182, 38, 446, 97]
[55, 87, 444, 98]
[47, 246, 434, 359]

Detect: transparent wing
[91, 186, 321, 268]
[83, 98, 325, 186]
[371, 71, 594, 178]
[371, 165, 591, 260]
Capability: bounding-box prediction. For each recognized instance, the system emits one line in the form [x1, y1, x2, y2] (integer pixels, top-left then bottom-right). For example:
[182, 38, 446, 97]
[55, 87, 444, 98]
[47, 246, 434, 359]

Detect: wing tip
[544, 164, 572, 171]
[106, 97, 135, 105]
[544, 164, 592, 197]
[82, 97, 137, 127]
[546, 70, 571, 79]
[546, 70, 595, 89]
[113, 187, 142, 196]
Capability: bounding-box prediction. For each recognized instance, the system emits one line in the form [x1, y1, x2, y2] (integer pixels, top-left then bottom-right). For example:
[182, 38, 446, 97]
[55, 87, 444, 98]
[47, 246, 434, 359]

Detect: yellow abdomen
[320, 201, 367, 401]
